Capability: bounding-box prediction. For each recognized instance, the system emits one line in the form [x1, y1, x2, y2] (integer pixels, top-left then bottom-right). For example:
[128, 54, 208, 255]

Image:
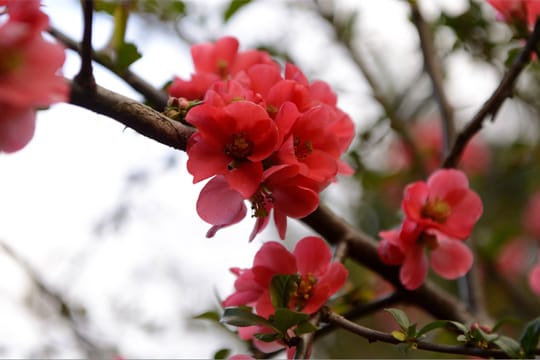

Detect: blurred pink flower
[0, 0, 68, 153]
[529, 262, 540, 296]
[487, 0, 540, 28]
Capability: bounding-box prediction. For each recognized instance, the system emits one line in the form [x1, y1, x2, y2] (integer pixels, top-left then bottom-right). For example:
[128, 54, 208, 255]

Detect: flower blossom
[222, 236, 348, 317]
[172, 37, 355, 240]
[529, 260, 540, 296]
[487, 0, 540, 29]
[0, 0, 68, 153]
[378, 169, 482, 290]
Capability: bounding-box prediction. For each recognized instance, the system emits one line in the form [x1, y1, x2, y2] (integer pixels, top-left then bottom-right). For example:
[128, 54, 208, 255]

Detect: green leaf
[213, 349, 230, 360]
[385, 308, 410, 331]
[170, 1, 186, 15]
[94, 1, 116, 15]
[116, 42, 142, 71]
[254, 332, 282, 343]
[221, 307, 273, 328]
[272, 308, 309, 333]
[416, 320, 451, 338]
[520, 316, 540, 356]
[447, 321, 468, 334]
[294, 320, 317, 336]
[494, 336, 522, 358]
[392, 330, 407, 342]
[193, 310, 220, 322]
[269, 274, 299, 309]
[223, 0, 251, 22]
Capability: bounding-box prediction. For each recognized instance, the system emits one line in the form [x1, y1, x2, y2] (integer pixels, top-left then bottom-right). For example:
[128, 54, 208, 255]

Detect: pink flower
[529, 261, 540, 296]
[222, 236, 348, 317]
[378, 169, 481, 290]
[523, 191, 540, 240]
[496, 238, 533, 278]
[487, 0, 540, 28]
[168, 36, 275, 100]
[379, 222, 474, 290]
[186, 101, 279, 198]
[196, 165, 319, 240]
[402, 169, 483, 240]
[0, 0, 68, 153]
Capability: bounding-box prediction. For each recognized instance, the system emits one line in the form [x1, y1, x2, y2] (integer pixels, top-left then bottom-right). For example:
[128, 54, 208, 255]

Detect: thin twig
[49, 27, 169, 110]
[74, 0, 96, 91]
[443, 18, 540, 168]
[315, 292, 403, 339]
[408, 0, 455, 154]
[0, 240, 110, 358]
[321, 308, 522, 359]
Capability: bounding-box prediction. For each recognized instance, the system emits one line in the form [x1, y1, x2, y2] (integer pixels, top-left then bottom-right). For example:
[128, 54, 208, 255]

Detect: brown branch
[408, 0, 455, 154]
[69, 80, 195, 151]
[50, 27, 169, 110]
[443, 17, 540, 168]
[321, 308, 517, 359]
[74, 0, 96, 91]
[301, 204, 480, 324]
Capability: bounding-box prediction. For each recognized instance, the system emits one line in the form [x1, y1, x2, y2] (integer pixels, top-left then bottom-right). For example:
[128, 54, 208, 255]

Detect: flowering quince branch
[443, 17, 540, 169]
[320, 307, 529, 359]
[69, 80, 195, 150]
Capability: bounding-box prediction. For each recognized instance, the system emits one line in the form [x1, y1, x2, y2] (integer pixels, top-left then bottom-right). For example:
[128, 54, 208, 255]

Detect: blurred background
[2, 0, 540, 358]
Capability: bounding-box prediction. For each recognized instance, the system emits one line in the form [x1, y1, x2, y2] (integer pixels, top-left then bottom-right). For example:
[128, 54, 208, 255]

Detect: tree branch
[74, 0, 96, 91]
[50, 27, 169, 110]
[321, 308, 519, 359]
[408, 0, 455, 154]
[443, 18, 540, 168]
[69, 80, 195, 151]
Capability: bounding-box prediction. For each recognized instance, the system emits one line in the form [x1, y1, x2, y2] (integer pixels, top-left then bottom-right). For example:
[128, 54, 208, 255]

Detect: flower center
[421, 198, 450, 223]
[294, 136, 313, 160]
[0, 48, 23, 76]
[250, 187, 273, 218]
[224, 132, 254, 160]
[418, 232, 438, 250]
[217, 59, 229, 79]
[290, 273, 316, 310]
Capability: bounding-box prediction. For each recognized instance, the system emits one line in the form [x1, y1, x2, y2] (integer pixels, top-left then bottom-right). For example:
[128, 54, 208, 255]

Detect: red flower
[169, 36, 274, 100]
[488, 0, 540, 28]
[0, 0, 68, 153]
[195, 165, 319, 240]
[402, 169, 483, 240]
[222, 236, 348, 317]
[378, 169, 481, 290]
[186, 101, 279, 198]
[379, 221, 474, 290]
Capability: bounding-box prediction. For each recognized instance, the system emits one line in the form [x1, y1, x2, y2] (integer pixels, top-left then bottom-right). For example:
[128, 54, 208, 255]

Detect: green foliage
[224, 0, 252, 22]
[270, 274, 300, 309]
[193, 310, 221, 323]
[221, 307, 273, 328]
[115, 42, 142, 71]
[213, 348, 231, 359]
[520, 316, 540, 357]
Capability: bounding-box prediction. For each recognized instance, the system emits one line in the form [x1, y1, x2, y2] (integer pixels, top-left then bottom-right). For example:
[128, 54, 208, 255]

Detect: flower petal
[430, 234, 473, 279]
[400, 244, 427, 290]
[293, 236, 331, 275]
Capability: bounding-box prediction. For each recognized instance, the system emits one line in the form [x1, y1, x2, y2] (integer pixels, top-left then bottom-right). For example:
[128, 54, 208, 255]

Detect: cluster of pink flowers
[169, 36, 355, 240]
[222, 236, 348, 354]
[487, 0, 540, 29]
[378, 169, 483, 290]
[0, 0, 68, 153]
